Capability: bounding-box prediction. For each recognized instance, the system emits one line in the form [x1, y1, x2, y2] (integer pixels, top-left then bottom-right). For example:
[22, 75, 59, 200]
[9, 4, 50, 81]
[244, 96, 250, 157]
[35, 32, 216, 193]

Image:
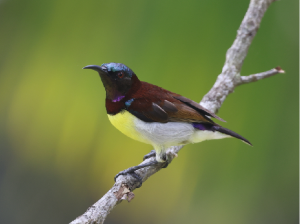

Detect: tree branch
[70, 0, 281, 223]
[238, 67, 284, 85]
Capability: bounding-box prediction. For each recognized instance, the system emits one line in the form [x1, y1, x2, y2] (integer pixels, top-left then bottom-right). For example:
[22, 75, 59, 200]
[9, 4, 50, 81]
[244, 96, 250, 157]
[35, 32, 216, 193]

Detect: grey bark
[70, 0, 283, 223]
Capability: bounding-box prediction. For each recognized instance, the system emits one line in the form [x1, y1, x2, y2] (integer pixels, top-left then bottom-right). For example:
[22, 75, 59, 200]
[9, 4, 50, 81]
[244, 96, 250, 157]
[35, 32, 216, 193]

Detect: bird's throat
[111, 94, 125, 102]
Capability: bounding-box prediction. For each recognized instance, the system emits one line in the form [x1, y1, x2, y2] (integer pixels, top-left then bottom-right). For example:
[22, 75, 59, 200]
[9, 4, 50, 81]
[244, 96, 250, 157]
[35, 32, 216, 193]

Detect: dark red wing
[127, 82, 225, 124]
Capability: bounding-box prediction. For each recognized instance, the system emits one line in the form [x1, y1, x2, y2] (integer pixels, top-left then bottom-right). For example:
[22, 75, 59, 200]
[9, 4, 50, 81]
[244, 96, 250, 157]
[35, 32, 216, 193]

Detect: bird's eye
[118, 72, 125, 78]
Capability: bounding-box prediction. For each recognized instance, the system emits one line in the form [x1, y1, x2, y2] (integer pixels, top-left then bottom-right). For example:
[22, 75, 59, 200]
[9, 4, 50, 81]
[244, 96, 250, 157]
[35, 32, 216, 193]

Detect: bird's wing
[127, 99, 175, 123]
[172, 95, 226, 122]
[127, 82, 225, 123]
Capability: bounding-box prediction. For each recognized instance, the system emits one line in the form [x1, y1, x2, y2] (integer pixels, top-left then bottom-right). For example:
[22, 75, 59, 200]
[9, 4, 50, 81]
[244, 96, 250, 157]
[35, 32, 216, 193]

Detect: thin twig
[238, 67, 285, 84]
[70, 0, 280, 223]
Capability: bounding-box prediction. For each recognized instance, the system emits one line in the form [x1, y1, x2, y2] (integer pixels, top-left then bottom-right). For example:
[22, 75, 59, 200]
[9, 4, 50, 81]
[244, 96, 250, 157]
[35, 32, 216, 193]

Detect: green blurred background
[0, 0, 298, 223]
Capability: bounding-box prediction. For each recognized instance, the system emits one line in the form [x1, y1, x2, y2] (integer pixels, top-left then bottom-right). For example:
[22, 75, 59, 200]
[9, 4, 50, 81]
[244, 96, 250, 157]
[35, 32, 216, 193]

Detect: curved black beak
[83, 65, 108, 75]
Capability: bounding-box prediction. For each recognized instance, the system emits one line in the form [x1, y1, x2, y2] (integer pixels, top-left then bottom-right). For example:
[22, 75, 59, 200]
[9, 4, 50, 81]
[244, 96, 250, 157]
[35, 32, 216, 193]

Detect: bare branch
[70, 0, 281, 223]
[200, 0, 276, 113]
[238, 67, 285, 85]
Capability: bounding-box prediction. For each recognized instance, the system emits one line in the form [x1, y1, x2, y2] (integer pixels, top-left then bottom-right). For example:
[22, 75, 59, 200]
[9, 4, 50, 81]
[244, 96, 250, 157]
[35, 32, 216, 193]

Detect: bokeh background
[0, 0, 298, 223]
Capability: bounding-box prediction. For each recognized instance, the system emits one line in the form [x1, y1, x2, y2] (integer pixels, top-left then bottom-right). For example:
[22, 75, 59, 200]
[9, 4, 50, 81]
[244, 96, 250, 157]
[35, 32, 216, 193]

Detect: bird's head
[83, 63, 138, 102]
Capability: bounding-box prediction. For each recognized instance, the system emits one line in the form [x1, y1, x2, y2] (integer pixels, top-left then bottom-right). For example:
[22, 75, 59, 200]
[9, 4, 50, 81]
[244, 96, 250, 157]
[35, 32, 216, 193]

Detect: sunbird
[84, 63, 251, 185]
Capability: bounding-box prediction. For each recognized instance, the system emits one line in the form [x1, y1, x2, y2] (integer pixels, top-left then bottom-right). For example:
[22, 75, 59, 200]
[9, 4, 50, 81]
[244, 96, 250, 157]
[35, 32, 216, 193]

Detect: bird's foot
[160, 154, 170, 168]
[162, 161, 169, 168]
[114, 160, 159, 188]
[143, 150, 169, 168]
[143, 150, 156, 160]
[114, 168, 143, 188]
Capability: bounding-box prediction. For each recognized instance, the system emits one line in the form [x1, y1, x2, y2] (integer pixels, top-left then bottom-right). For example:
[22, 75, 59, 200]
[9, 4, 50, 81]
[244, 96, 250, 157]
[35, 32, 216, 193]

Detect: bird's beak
[83, 65, 108, 76]
[83, 65, 116, 96]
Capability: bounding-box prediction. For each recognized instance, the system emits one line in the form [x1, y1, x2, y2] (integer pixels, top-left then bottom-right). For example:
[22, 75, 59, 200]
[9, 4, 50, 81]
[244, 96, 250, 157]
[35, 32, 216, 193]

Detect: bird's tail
[212, 125, 252, 146]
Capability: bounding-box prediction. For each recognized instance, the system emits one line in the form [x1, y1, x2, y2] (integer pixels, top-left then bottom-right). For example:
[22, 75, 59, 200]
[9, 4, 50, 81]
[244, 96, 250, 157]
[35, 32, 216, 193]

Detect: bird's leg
[114, 160, 158, 188]
[161, 153, 169, 168]
[143, 150, 169, 168]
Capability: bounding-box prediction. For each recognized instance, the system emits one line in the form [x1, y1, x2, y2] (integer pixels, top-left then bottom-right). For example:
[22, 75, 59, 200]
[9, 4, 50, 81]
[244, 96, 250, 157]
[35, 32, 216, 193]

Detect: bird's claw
[162, 161, 169, 168]
[114, 169, 143, 188]
[143, 151, 169, 168]
[143, 150, 156, 161]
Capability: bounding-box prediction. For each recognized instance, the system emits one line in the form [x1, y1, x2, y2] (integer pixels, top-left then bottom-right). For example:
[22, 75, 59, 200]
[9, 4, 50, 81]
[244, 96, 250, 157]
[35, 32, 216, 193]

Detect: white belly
[108, 111, 229, 161]
[108, 111, 196, 146]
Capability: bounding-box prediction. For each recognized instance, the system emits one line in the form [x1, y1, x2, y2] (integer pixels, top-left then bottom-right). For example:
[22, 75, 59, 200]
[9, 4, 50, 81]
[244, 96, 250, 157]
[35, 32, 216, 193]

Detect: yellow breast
[108, 111, 149, 144]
